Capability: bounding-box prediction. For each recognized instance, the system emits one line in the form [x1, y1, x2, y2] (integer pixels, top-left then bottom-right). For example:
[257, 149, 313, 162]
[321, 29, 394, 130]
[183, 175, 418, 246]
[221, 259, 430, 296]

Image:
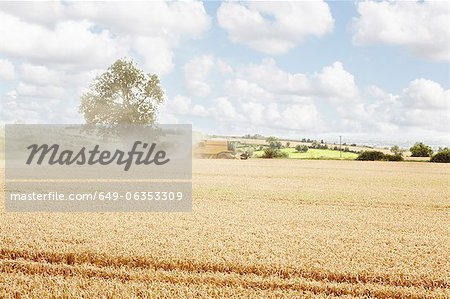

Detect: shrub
[266, 137, 282, 149]
[310, 141, 328, 149]
[430, 150, 450, 163]
[384, 154, 404, 161]
[356, 151, 386, 161]
[438, 147, 449, 153]
[390, 145, 404, 156]
[295, 145, 308, 153]
[261, 148, 288, 158]
[410, 142, 433, 157]
[357, 151, 404, 161]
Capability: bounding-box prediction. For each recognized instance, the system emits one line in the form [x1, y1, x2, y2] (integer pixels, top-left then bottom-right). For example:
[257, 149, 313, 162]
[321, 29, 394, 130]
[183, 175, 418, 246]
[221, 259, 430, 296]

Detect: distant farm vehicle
[193, 140, 249, 159]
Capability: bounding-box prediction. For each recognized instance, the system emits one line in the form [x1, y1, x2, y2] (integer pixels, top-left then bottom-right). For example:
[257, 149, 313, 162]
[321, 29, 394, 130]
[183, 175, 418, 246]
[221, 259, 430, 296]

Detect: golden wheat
[0, 160, 449, 298]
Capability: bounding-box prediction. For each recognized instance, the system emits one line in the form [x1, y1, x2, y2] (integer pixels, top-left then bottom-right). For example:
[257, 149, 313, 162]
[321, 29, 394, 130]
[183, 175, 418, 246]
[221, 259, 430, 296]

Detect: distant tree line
[242, 134, 265, 139]
[356, 143, 449, 163]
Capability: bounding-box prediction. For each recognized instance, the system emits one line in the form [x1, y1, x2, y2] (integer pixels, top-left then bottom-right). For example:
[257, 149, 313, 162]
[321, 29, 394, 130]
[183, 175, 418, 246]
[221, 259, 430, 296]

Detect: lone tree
[410, 142, 433, 157]
[390, 145, 404, 156]
[295, 144, 308, 153]
[80, 58, 164, 127]
[266, 136, 282, 149]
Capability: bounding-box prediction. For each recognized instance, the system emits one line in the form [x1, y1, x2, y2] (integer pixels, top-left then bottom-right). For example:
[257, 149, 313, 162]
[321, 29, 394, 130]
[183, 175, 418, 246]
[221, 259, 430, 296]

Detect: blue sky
[0, 1, 448, 145]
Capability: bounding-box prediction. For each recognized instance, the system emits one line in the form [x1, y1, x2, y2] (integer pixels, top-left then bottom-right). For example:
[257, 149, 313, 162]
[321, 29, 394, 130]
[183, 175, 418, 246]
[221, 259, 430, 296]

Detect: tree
[286, 141, 291, 148]
[266, 136, 282, 149]
[431, 149, 450, 163]
[356, 151, 386, 161]
[390, 145, 404, 156]
[410, 142, 433, 157]
[80, 58, 164, 127]
[311, 140, 320, 148]
[261, 148, 288, 158]
[295, 145, 308, 153]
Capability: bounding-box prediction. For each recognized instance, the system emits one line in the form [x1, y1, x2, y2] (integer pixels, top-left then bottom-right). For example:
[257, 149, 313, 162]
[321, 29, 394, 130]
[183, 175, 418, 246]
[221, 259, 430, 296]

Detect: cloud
[210, 97, 243, 122]
[176, 59, 365, 133]
[16, 83, 65, 99]
[183, 55, 215, 97]
[317, 61, 359, 102]
[133, 37, 174, 75]
[353, 1, 450, 61]
[224, 78, 274, 102]
[176, 57, 449, 139]
[235, 59, 311, 95]
[367, 79, 450, 132]
[20, 63, 61, 85]
[0, 59, 16, 80]
[0, 12, 128, 69]
[169, 95, 192, 115]
[0, 1, 211, 124]
[0, 89, 81, 124]
[402, 78, 449, 109]
[75, 2, 210, 41]
[217, 1, 334, 55]
[0, 2, 211, 73]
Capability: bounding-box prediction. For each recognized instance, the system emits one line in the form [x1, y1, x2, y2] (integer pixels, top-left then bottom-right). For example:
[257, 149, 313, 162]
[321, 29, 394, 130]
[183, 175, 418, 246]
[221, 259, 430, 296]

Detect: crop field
[254, 148, 359, 160]
[0, 159, 449, 298]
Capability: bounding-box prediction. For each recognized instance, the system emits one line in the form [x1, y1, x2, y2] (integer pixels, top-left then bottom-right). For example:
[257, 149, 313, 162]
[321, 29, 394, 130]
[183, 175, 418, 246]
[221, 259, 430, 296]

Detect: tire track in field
[0, 248, 448, 295]
[1, 259, 447, 299]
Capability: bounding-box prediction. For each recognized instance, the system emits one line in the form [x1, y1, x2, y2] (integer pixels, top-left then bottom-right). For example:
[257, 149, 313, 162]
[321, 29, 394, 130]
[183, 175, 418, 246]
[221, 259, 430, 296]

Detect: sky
[0, 1, 448, 146]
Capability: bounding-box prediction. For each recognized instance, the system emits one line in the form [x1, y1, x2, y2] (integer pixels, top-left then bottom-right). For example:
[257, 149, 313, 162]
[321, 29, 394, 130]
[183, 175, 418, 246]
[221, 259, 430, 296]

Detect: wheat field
[0, 159, 449, 298]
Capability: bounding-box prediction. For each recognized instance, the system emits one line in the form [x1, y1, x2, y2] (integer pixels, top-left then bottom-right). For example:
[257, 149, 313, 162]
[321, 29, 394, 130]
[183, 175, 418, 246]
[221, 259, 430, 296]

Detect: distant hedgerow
[430, 150, 450, 163]
[261, 148, 289, 159]
[357, 151, 403, 161]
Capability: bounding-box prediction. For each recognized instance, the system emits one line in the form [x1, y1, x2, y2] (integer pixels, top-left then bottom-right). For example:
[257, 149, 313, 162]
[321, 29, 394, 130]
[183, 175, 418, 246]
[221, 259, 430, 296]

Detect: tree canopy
[410, 142, 433, 157]
[80, 59, 164, 127]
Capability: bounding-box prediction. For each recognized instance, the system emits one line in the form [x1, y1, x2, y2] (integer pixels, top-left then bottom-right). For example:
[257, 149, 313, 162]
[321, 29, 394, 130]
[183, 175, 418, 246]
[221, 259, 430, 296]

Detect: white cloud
[280, 104, 321, 131]
[317, 61, 359, 102]
[0, 1, 211, 124]
[236, 59, 311, 95]
[403, 79, 449, 110]
[0, 59, 16, 80]
[0, 89, 81, 124]
[0, 2, 210, 73]
[20, 64, 61, 85]
[133, 37, 174, 75]
[191, 104, 209, 117]
[75, 2, 210, 41]
[170, 95, 192, 115]
[178, 57, 450, 139]
[353, 1, 450, 61]
[172, 57, 448, 140]
[183, 55, 215, 97]
[367, 79, 450, 133]
[216, 59, 233, 75]
[217, 1, 334, 55]
[210, 97, 242, 121]
[241, 102, 266, 125]
[0, 12, 127, 69]
[16, 83, 65, 99]
[224, 78, 274, 102]
[177, 59, 365, 133]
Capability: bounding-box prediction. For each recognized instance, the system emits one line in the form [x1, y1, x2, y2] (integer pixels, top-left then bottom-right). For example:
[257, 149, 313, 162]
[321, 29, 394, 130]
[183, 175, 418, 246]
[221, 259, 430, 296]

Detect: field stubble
[0, 159, 449, 298]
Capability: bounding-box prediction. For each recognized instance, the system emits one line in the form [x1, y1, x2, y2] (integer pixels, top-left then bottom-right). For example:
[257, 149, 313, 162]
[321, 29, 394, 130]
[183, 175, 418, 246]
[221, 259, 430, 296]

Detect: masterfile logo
[5, 124, 192, 212]
[26, 141, 170, 171]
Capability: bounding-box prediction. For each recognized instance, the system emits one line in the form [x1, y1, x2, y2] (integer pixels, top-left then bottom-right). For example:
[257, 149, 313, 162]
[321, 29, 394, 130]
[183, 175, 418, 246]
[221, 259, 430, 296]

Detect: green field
[254, 147, 359, 160]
